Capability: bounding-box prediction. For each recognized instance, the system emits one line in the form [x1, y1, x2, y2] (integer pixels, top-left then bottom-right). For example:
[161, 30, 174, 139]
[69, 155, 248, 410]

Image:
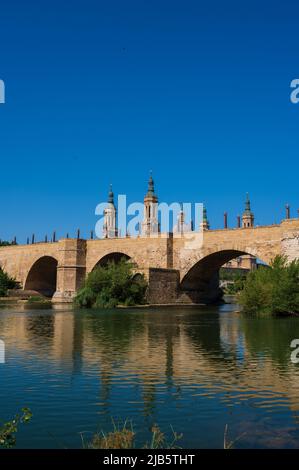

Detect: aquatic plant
[224, 424, 246, 449]
[0, 408, 33, 448]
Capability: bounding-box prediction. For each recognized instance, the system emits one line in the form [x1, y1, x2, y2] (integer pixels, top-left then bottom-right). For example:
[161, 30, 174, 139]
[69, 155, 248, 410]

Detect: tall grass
[83, 419, 182, 449]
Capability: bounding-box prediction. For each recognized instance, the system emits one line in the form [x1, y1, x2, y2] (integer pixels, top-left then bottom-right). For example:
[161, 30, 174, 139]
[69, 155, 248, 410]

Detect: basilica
[102, 173, 255, 236]
[101, 173, 257, 272]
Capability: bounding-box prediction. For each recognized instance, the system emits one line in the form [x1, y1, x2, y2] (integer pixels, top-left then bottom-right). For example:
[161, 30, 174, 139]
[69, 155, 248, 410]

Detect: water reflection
[1, 303, 299, 448]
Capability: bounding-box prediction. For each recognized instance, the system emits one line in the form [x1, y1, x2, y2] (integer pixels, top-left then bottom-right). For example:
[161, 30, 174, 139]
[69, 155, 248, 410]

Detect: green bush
[238, 255, 299, 316]
[26, 296, 51, 304]
[220, 268, 246, 282]
[223, 273, 247, 294]
[74, 258, 148, 308]
[0, 267, 19, 297]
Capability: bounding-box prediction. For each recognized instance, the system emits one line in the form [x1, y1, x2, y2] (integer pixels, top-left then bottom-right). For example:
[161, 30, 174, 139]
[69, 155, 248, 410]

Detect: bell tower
[141, 172, 159, 236]
[242, 193, 254, 228]
[174, 203, 192, 234]
[103, 184, 117, 238]
[200, 205, 210, 231]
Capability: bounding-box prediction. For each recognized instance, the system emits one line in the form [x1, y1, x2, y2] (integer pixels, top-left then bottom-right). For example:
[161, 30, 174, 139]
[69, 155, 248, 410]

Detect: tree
[238, 255, 299, 316]
[74, 258, 148, 308]
[0, 268, 20, 297]
[223, 273, 247, 294]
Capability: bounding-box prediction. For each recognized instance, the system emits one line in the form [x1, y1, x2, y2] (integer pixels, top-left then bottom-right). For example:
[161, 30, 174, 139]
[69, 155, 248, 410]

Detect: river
[1, 302, 299, 448]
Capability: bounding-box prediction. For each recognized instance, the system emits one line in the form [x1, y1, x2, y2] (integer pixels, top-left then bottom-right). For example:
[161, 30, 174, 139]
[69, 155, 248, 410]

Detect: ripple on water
[1, 304, 299, 448]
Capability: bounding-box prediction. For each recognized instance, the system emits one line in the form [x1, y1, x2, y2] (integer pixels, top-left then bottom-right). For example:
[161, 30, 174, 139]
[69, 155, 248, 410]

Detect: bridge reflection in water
[1, 303, 299, 448]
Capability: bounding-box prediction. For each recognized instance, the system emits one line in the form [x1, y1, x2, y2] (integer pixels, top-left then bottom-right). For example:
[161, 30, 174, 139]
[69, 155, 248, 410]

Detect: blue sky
[0, 0, 298, 243]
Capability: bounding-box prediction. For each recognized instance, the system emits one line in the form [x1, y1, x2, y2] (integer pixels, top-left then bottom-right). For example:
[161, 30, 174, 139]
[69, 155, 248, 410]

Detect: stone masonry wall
[147, 268, 180, 304]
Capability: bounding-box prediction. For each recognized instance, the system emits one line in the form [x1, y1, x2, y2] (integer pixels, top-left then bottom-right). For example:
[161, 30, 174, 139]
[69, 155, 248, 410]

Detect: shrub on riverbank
[238, 255, 299, 316]
[0, 268, 19, 297]
[25, 296, 52, 306]
[74, 258, 148, 308]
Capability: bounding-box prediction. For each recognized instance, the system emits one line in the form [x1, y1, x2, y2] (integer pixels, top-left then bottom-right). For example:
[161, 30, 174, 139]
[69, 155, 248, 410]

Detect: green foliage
[26, 295, 51, 304]
[74, 258, 148, 308]
[0, 267, 19, 297]
[220, 268, 246, 281]
[223, 273, 247, 294]
[0, 408, 33, 448]
[238, 255, 299, 316]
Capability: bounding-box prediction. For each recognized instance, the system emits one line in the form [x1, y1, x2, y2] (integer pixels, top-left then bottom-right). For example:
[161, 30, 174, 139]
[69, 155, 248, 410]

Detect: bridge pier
[146, 268, 222, 304]
[177, 272, 223, 304]
[147, 268, 180, 304]
[52, 239, 86, 303]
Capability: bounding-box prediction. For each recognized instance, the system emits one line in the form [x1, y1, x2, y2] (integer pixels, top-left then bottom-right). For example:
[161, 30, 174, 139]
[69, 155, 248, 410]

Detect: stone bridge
[1, 218, 299, 304]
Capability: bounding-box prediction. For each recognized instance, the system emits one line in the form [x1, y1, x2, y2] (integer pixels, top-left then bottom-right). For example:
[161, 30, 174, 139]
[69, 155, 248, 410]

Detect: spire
[179, 201, 184, 217]
[201, 204, 210, 230]
[102, 183, 117, 238]
[242, 193, 254, 228]
[108, 184, 114, 205]
[142, 171, 159, 236]
[146, 171, 155, 197]
[203, 205, 208, 222]
[244, 192, 252, 214]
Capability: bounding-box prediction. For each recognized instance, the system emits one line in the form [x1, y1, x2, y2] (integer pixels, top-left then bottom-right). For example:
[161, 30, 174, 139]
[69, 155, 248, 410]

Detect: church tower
[173, 203, 192, 234]
[242, 193, 254, 228]
[141, 172, 159, 236]
[200, 205, 210, 231]
[103, 184, 117, 238]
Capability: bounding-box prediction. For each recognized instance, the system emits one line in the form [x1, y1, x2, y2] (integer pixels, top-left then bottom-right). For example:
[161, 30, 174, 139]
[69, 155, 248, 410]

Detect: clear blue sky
[0, 0, 298, 243]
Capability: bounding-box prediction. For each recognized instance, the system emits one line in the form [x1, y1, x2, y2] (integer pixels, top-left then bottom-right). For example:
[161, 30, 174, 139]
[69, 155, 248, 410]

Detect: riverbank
[0, 297, 208, 308]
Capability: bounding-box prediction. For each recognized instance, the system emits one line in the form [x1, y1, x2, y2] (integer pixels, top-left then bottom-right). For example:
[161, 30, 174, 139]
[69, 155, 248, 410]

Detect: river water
[1, 302, 299, 449]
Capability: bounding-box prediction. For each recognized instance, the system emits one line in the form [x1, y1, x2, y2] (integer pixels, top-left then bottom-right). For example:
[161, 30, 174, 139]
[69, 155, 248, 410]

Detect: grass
[224, 424, 247, 449]
[81, 419, 182, 449]
[26, 295, 51, 304]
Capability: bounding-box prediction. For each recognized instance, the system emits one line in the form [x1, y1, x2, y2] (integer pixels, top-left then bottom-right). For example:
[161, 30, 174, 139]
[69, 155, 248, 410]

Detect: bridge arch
[91, 252, 131, 271]
[180, 249, 268, 303]
[24, 256, 58, 297]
